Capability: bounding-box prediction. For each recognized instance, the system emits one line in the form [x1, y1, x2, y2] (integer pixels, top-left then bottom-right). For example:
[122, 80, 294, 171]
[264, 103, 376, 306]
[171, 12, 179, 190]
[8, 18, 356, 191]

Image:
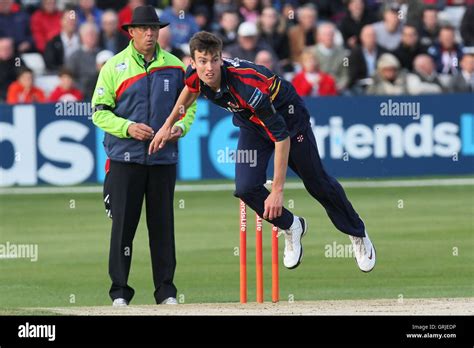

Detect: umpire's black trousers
[106, 160, 177, 304]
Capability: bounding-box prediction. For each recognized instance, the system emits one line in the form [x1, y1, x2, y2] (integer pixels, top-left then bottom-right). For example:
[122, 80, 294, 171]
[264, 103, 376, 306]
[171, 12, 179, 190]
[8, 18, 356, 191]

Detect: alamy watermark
[324, 241, 354, 258]
[380, 99, 421, 120]
[55, 102, 94, 119]
[0, 241, 38, 262]
[217, 147, 257, 167]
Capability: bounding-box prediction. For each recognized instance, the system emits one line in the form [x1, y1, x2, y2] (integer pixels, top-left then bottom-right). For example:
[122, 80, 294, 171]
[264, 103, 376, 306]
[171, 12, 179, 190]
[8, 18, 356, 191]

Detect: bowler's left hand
[263, 190, 283, 221]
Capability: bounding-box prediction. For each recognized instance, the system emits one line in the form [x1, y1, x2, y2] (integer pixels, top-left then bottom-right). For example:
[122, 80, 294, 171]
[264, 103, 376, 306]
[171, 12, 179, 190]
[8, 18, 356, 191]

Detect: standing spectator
[99, 10, 128, 54]
[213, 10, 240, 49]
[44, 10, 80, 72]
[339, 0, 377, 49]
[449, 53, 474, 92]
[372, 3, 403, 51]
[30, 0, 62, 53]
[428, 25, 464, 75]
[6, 67, 46, 104]
[292, 49, 338, 96]
[348, 24, 387, 90]
[160, 0, 199, 49]
[118, 0, 145, 31]
[419, 6, 440, 47]
[393, 24, 428, 71]
[312, 22, 349, 92]
[0, 37, 22, 102]
[258, 7, 291, 71]
[460, 5, 474, 46]
[76, 0, 103, 27]
[67, 22, 100, 100]
[48, 67, 84, 102]
[238, 0, 261, 23]
[0, 0, 34, 53]
[410, 54, 445, 93]
[288, 4, 318, 63]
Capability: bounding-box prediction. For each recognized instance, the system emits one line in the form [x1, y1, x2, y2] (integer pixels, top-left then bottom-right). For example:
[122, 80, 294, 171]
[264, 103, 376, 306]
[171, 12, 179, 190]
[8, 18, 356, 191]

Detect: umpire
[91, 5, 196, 306]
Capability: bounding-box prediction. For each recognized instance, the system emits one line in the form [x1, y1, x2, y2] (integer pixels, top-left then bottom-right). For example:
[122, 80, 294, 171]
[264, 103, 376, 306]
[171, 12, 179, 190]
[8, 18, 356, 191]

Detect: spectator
[428, 25, 463, 75]
[76, 0, 103, 27]
[160, 0, 199, 49]
[118, 0, 145, 31]
[213, 0, 238, 21]
[449, 53, 474, 92]
[419, 6, 440, 47]
[48, 67, 84, 102]
[213, 11, 240, 49]
[255, 49, 274, 70]
[193, 5, 212, 31]
[312, 22, 349, 92]
[393, 24, 428, 71]
[44, 10, 80, 72]
[288, 4, 318, 63]
[372, 3, 403, 51]
[30, 0, 62, 53]
[0, 37, 22, 102]
[0, 0, 34, 53]
[227, 21, 278, 64]
[6, 67, 46, 104]
[339, 0, 377, 49]
[292, 49, 338, 96]
[410, 54, 445, 94]
[238, 0, 261, 23]
[367, 53, 409, 95]
[348, 25, 387, 90]
[307, 0, 345, 24]
[157, 25, 185, 60]
[66, 22, 100, 100]
[99, 10, 128, 54]
[460, 5, 474, 46]
[258, 7, 291, 71]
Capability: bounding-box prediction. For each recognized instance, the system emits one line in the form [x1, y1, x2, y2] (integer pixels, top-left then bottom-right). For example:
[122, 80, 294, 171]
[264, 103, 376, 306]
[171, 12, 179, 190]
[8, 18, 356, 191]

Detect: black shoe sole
[286, 217, 308, 270]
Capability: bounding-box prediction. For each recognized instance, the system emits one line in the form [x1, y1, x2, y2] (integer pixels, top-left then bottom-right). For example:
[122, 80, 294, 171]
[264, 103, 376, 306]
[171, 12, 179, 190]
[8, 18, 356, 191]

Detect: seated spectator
[226, 21, 278, 64]
[213, 11, 240, 49]
[348, 24, 387, 90]
[393, 24, 428, 71]
[99, 10, 128, 54]
[372, 3, 403, 51]
[157, 25, 185, 60]
[449, 52, 474, 92]
[419, 6, 440, 47]
[238, 0, 261, 23]
[367, 53, 409, 95]
[427, 25, 464, 75]
[66, 22, 100, 100]
[160, 0, 199, 49]
[0, 37, 22, 102]
[49, 68, 84, 102]
[193, 5, 212, 31]
[76, 0, 103, 27]
[410, 54, 445, 94]
[213, 0, 238, 22]
[258, 7, 291, 71]
[460, 5, 474, 46]
[339, 0, 377, 49]
[312, 22, 349, 92]
[255, 49, 274, 71]
[30, 0, 62, 53]
[292, 49, 338, 97]
[44, 10, 80, 72]
[6, 67, 46, 104]
[0, 0, 34, 53]
[288, 4, 318, 64]
[312, 0, 345, 24]
[118, 0, 145, 33]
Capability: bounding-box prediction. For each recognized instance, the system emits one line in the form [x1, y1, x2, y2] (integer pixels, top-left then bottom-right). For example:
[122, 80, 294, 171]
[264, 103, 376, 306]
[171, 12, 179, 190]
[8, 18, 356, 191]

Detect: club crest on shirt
[115, 62, 128, 72]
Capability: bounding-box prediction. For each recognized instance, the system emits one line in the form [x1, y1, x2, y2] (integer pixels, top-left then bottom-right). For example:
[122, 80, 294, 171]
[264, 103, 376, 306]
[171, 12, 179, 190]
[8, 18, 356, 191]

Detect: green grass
[0, 181, 473, 310]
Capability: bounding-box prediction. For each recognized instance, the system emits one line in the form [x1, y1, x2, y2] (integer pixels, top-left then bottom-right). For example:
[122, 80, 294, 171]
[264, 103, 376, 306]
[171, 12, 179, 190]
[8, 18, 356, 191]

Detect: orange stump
[255, 214, 263, 303]
[271, 225, 279, 303]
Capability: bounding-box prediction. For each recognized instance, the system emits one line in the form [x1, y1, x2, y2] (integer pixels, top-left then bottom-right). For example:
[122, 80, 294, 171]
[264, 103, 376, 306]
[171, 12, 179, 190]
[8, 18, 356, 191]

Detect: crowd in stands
[0, 0, 473, 104]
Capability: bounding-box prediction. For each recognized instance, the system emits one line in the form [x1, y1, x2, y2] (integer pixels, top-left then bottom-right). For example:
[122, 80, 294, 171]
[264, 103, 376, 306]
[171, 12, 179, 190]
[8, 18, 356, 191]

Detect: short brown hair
[189, 31, 223, 59]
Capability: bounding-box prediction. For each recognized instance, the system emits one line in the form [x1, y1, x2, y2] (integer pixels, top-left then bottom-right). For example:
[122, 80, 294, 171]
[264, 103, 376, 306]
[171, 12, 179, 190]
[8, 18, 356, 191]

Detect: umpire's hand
[128, 123, 154, 141]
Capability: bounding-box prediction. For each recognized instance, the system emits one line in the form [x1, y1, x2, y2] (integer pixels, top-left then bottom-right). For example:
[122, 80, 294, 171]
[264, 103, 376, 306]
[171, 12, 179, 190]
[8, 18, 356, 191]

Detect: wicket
[239, 199, 279, 303]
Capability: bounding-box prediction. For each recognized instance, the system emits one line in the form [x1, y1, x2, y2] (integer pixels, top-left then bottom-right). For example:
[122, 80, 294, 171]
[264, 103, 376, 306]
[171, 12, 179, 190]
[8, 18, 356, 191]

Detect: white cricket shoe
[112, 298, 128, 307]
[161, 297, 178, 305]
[349, 231, 376, 272]
[283, 216, 308, 269]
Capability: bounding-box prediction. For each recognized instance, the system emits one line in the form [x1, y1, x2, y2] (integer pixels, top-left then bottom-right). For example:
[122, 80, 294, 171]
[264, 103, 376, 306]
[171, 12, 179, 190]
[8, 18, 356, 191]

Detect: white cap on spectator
[96, 50, 114, 66]
[377, 53, 400, 70]
[238, 22, 258, 37]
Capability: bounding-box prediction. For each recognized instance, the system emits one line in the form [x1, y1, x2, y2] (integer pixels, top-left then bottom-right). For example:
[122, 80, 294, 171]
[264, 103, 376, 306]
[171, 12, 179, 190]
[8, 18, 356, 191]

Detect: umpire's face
[128, 25, 160, 53]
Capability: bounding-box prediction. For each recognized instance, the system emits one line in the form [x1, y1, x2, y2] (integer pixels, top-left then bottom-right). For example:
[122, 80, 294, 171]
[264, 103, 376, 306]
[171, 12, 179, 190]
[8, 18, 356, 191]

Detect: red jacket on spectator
[292, 71, 338, 96]
[48, 86, 83, 102]
[31, 9, 62, 52]
[6, 81, 46, 104]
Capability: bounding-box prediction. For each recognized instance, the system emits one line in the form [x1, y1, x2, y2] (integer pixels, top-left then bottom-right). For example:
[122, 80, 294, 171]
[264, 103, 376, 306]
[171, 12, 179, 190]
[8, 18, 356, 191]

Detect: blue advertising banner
[0, 94, 473, 186]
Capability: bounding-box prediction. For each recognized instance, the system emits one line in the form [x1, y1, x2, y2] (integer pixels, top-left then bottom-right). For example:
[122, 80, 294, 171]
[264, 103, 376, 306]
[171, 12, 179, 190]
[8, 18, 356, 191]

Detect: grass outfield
[0, 180, 473, 310]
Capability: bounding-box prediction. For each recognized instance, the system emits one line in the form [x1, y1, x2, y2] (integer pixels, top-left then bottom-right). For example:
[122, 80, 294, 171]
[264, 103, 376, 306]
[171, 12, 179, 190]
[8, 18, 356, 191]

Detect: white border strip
[0, 178, 473, 195]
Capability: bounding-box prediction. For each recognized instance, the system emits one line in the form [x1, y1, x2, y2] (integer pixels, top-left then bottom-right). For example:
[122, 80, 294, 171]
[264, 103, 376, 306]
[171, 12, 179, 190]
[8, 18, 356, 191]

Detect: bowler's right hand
[148, 125, 172, 154]
[127, 123, 154, 141]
